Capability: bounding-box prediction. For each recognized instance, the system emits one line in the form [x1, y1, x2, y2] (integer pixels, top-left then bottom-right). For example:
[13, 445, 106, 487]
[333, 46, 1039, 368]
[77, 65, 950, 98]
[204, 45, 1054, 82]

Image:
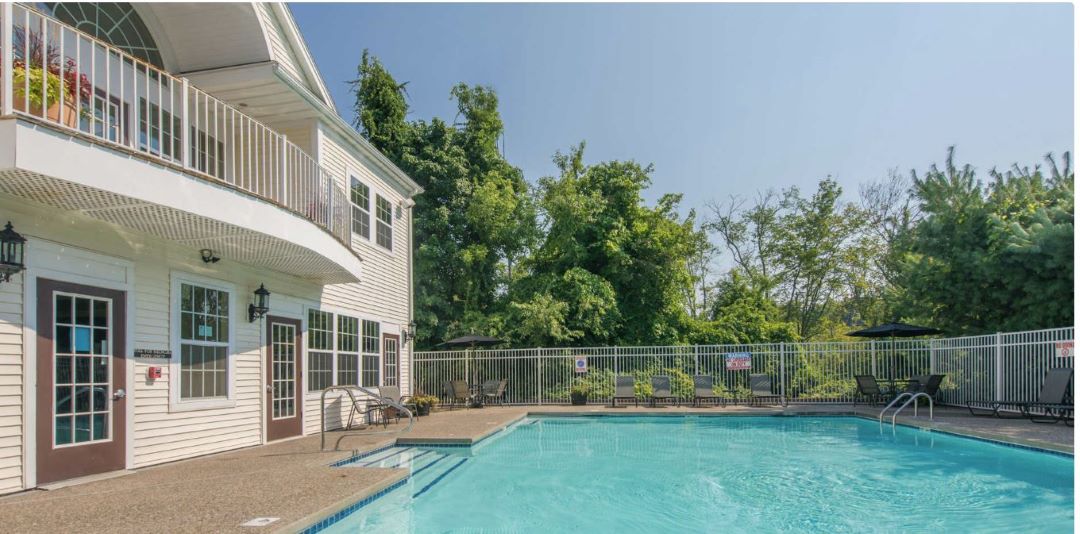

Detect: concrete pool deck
[0, 404, 1071, 533]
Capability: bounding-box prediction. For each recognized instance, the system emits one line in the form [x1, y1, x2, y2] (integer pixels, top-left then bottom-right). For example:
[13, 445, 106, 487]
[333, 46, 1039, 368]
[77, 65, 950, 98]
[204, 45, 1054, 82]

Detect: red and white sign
[574, 356, 588, 373]
[1053, 341, 1074, 359]
[725, 352, 752, 371]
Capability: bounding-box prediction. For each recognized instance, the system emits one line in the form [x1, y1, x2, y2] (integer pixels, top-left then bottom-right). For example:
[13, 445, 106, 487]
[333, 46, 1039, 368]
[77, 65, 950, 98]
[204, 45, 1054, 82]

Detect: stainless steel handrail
[890, 392, 933, 428]
[879, 391, 934, 428]
[320, 385, 414, 451]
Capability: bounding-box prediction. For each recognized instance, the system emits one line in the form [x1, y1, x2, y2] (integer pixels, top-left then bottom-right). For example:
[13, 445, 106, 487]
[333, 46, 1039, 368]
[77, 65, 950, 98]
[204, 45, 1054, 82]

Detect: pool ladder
[879, 392, 934, 428]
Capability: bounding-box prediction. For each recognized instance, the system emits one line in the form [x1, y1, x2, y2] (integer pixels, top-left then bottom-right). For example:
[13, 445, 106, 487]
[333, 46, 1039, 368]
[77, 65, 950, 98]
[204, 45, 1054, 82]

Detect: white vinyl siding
[0, 275, 22, 494]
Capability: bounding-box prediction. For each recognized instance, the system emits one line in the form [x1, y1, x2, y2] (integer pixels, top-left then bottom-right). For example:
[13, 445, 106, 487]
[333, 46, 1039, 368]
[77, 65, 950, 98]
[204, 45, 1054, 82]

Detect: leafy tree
[895, 148, 1073, 334]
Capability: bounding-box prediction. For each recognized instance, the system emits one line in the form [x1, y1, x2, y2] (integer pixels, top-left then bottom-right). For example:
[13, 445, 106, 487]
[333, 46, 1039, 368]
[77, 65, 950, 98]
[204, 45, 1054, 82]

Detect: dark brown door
[265, 316, 302, 441]
[382, 334, 399, 387]
[36, 278, 127, 485]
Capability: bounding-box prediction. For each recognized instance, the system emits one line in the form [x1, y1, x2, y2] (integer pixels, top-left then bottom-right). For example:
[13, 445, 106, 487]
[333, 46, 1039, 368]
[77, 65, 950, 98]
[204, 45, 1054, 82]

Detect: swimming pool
[319, 416, 1073, 533]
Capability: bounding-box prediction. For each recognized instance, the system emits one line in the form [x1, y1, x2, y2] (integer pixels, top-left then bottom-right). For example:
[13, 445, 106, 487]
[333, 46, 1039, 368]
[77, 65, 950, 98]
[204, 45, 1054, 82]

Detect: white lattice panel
[0, 169, 358, 283]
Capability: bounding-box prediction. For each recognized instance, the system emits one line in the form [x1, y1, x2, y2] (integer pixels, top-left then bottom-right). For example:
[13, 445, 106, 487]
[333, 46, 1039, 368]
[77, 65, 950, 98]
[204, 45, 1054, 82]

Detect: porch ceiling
[0, 169, 360, 284]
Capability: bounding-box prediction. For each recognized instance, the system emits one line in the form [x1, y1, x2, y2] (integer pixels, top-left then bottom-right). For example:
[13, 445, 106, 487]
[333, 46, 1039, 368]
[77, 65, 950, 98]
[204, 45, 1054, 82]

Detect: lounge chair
[650, 376, 677, 407]
[482, 378, 508, 405]
[967, 368, 1073, 424]
[693, 375, 723, 407]
[376, 385, 415, 422]
[612, 376, 637, 407]
[854, 375, 887, 405]
[748, 374, 781, 406]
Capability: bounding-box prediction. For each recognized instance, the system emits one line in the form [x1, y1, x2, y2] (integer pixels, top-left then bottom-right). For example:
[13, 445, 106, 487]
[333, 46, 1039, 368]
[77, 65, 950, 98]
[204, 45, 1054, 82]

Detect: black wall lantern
[248, 284, 270, 322]
[402, 320, 417, 343]
[0, 222, 26, 283]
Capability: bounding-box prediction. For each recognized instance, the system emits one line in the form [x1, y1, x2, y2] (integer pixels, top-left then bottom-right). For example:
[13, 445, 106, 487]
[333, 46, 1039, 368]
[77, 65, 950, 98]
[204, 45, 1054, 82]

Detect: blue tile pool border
[297, 477, 407, 534]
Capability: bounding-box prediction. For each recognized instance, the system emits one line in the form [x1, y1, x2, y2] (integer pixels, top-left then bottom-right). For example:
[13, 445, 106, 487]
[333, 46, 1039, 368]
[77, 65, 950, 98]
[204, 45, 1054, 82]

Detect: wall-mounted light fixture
[402, 320, 417, 343]
[248, 284, 270, 322]
[0, 222, 26, 283]
[200, 249, 220, 264]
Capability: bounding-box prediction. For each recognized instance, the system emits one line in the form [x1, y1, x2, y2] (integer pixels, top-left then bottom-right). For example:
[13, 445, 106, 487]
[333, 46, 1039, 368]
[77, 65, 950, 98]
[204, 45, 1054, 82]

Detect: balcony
[0, 4, 362, 283]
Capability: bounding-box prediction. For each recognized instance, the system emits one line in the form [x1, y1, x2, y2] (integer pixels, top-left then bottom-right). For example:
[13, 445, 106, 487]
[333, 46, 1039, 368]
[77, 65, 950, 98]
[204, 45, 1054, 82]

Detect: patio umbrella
[847, 322, 942, 381]
[437, 335, 504, 388]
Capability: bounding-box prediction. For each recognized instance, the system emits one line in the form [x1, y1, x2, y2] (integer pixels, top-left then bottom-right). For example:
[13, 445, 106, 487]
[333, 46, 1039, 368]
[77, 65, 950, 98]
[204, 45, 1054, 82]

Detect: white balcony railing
[0, 4, 352, 248]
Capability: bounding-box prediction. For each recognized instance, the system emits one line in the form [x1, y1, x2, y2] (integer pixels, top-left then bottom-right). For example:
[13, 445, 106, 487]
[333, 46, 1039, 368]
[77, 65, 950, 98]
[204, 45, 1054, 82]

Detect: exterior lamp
[248, 284, 270, 322]
[0, 222, 26, 283]
[402, 320, 417, 343]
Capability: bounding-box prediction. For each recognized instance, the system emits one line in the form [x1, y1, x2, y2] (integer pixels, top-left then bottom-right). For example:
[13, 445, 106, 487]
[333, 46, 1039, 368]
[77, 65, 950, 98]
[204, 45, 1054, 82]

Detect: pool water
[323, 416, 1073, 533]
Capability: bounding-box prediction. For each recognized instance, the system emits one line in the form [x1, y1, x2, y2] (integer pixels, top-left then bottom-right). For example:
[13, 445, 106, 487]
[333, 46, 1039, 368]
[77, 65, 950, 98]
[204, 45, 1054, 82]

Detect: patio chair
[482, 378, 508, 405]
[854, 375, 887, 405]
[446, 380, 474, 409]
[376, 386, 414, 422]
[967, 368, 1073, 425]
[748, 374, 781, 406]
[693, 375, 723, 407]
[650, 376, 677, 407]
[612, 376, 637, 407]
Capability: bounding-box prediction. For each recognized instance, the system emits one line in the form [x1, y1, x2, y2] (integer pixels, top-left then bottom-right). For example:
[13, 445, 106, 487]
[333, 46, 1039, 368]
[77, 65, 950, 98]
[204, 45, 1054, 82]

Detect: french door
[36, 279, 127, 485]
[265, 316, 302, 441]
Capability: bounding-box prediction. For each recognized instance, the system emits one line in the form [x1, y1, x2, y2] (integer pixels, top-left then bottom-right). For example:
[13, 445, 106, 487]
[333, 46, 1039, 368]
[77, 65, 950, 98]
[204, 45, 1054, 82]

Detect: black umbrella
[437, 335, 504, 388]
[846, 322, 942, 338]
[437, 335, 504, 348]
[847, 322, 942, 381]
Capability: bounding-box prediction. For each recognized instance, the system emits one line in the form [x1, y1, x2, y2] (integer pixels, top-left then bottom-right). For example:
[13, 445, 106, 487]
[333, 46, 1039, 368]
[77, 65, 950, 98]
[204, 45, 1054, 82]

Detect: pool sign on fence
[725, 352, 752, 371]
[1053, 341, 1073, 359]
[574, 356, 588, 373]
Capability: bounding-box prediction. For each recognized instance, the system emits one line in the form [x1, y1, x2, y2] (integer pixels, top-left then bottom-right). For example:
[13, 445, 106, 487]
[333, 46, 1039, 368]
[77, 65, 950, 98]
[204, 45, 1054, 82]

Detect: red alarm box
[147, 366, 162, 379]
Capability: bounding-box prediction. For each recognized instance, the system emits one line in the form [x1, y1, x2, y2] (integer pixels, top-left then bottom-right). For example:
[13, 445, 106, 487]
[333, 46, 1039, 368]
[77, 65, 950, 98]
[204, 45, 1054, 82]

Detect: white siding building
[0, 2, 421, 493]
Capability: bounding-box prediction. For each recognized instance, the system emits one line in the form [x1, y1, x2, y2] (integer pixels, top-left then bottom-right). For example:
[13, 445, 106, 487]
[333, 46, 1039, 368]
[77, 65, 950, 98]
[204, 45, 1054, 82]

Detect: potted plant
[10, 29, 91, 128]
[570, 380, 590, 406]
[412, 395, 439, 416]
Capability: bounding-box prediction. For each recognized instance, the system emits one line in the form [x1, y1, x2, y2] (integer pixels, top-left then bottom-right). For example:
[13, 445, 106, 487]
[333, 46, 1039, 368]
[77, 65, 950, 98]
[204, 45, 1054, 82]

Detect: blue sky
[292, 3, 1073, 214]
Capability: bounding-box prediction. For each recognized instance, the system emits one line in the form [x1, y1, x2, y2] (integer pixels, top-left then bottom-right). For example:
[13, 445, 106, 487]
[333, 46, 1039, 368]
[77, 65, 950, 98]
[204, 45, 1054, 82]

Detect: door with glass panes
[36, 279, 127, 484]
[265, 316, 303, 441]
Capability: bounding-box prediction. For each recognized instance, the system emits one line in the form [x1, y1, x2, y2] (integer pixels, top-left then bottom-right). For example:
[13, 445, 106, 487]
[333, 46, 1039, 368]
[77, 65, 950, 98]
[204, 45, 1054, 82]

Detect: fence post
[535, 348, 541, 405]
[779, 342, 787, 406]
[870, 340, 876, 377]
[694, 345, 699, 376]
[1, 3, 12, 116]
[994, 332, 1004, 402]
[929, 341, 937, 374]
[180, 79, 191, 168]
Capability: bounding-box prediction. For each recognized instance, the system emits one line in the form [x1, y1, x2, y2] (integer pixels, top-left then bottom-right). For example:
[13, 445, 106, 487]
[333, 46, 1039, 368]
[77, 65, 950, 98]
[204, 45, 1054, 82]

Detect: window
[46, 2, 165, 68]
[139, 97, 182, 161]
[350, 177, 370, 239]
[191, 127, 225, 178]
[178, 282, 230, 400]
[375, 195, 393, 250]
[337, 315, 359, 386]
[307, 310, 334, 392]
[361, 320, 380, 387]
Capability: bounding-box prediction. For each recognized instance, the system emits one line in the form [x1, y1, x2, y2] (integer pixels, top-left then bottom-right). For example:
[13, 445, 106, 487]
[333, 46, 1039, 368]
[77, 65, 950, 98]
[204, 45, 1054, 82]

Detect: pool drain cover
[241, 517, 280, 527]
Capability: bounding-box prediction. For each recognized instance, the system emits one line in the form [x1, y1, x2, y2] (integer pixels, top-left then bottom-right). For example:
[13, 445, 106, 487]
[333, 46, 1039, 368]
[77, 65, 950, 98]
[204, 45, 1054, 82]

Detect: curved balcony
[0, 4, 362, 283]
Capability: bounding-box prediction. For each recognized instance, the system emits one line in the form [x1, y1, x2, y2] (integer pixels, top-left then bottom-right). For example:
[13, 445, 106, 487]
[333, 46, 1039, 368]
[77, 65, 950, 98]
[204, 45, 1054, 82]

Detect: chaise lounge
[693, 375, 723, 407]
[612, 375, 638, 407]
[967, 368, 1073, 425]
[650, 376, 677, 407]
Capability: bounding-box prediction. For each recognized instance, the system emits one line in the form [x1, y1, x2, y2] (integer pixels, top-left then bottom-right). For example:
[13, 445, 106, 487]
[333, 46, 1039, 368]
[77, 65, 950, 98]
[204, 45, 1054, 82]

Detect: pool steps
[339, 446, 470, 500]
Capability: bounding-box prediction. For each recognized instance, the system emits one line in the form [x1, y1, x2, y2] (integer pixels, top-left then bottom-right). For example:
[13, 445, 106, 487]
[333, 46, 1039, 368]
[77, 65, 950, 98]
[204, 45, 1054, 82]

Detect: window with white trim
[337, 315, 359, 387]
[307, 309, 334, 392]
[350, 177, 371, 240]
[178, 282, 230, 400]
[375, 195, 393, 251]
[361, 320, 380, 387]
